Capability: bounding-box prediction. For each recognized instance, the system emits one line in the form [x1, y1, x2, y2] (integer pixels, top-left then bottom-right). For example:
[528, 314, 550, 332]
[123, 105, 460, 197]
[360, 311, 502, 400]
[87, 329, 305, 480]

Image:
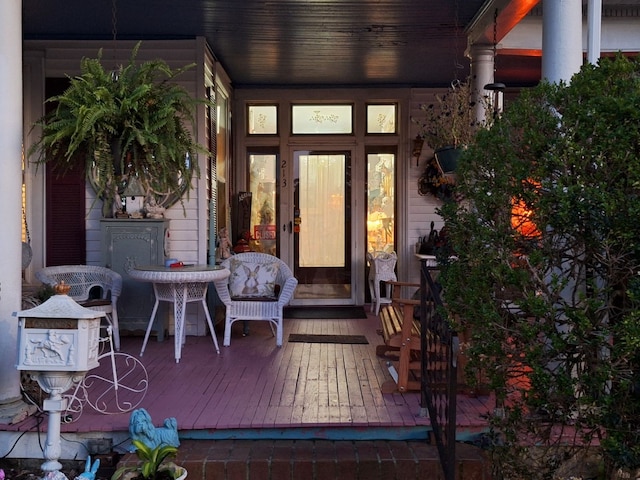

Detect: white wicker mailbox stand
[15, 284, 104, 480]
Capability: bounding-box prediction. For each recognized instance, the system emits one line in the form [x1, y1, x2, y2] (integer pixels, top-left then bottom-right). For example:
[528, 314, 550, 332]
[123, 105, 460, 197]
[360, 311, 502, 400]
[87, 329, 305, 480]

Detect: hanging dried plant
[414, 79, 486, 151]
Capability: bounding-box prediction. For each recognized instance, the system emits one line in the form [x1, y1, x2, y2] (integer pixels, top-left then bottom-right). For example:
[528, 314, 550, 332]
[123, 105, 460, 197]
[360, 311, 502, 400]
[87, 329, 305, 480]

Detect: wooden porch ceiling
[22, 0, 544, 88]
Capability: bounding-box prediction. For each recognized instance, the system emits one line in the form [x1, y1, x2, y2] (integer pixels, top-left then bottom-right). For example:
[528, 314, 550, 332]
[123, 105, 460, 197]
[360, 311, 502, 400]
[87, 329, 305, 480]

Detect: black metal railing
[419, 259, 459, 480]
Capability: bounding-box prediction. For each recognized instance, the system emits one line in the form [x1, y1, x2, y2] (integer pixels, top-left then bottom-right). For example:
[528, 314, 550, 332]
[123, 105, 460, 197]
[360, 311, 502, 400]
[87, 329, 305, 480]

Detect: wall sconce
[412, 135, 424, 167]
[511, 198, 541, 239]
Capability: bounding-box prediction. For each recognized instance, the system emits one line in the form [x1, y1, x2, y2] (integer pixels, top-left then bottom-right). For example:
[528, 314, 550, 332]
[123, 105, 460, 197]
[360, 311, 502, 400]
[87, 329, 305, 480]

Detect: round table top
[128, 265, 230, 283]
[414, 254, 438, 268]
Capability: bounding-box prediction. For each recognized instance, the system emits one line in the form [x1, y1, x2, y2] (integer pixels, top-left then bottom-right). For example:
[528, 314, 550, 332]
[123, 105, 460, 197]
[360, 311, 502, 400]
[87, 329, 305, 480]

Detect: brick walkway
[117, 439, 491, 480]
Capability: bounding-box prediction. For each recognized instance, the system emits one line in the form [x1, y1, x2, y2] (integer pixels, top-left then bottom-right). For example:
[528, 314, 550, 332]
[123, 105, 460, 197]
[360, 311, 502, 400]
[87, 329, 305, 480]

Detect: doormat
[288, 334, 369, 344]
[284, 306, 368, 319]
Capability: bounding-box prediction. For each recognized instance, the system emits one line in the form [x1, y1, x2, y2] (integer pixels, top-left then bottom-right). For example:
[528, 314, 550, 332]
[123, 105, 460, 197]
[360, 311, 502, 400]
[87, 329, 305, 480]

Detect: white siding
[406, 88, 448, 288]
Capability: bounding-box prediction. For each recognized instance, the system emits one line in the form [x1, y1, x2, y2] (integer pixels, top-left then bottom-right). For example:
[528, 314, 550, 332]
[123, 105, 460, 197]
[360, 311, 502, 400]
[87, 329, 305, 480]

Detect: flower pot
[434, 146, 462, 174]
[119, 463, 187, 480]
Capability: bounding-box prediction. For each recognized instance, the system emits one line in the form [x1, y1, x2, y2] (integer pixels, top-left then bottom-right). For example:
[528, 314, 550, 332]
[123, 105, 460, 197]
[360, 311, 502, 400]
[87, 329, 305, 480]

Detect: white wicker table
[128, 265, 230, 363]
[414, 253, 438, 267]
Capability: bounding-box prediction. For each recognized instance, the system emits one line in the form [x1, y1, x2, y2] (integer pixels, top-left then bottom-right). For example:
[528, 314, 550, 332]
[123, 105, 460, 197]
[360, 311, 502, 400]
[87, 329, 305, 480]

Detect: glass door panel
[366, 152, 395, 253]
[248, 152, 278, 256]
[293, 151, 352, 301]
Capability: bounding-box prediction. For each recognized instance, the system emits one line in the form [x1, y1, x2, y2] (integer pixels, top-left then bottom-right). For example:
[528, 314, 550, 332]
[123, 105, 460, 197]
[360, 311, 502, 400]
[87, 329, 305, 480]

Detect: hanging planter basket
[418, 158, 455, 200]
[28, 43, 206, 219]
[434, 146, 462, 174]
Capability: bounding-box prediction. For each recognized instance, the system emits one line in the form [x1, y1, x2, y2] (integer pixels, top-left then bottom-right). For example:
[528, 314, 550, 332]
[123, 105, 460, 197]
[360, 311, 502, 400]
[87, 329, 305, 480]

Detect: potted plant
[414, 79, 482, 173]
[111, 439, 186, 480]
[28, 42, 208, 217]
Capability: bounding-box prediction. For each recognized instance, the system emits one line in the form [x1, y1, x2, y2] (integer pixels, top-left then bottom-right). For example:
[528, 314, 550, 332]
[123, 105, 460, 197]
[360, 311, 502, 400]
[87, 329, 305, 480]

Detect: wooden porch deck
[9, 307, 494, 443]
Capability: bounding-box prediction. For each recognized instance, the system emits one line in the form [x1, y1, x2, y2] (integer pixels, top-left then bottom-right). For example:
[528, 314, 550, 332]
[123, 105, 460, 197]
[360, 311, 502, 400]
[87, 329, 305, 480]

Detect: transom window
[366, 104, 397, 134]
[248, 105, 278, 135]
[291, 104, 353, 134]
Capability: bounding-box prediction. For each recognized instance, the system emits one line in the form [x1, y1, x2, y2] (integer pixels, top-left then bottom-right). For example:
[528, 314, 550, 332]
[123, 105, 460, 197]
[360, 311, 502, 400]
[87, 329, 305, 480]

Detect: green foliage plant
[28, 42, 209, 216]
[111, 439, 182, 480]
[35, 283, 56, 304]
[438, 54, 640, 479]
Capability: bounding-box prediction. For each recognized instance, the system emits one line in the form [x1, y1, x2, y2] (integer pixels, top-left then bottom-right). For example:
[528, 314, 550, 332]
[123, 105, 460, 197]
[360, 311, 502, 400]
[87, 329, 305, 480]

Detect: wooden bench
[376, 281, 423, 393]
[376, 280, 473, 395]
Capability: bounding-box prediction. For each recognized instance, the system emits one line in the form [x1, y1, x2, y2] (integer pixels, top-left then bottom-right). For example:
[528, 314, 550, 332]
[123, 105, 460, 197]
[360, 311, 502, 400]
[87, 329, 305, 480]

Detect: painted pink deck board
[6, 309, 493, 438]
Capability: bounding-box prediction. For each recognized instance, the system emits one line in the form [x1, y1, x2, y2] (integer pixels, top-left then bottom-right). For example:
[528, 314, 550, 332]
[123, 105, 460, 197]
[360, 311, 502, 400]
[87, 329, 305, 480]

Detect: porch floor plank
[7, 306, 494, 441]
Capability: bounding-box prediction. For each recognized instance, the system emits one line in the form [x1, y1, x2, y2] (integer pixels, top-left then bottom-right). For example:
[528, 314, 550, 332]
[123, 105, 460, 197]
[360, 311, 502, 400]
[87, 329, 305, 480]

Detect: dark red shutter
[44, 77, 86, 266]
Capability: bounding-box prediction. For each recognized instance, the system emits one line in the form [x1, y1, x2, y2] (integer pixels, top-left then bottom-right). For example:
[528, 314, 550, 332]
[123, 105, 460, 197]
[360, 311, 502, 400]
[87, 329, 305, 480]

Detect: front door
[246, 148, 355, 305]
[290, 150, 352, 304]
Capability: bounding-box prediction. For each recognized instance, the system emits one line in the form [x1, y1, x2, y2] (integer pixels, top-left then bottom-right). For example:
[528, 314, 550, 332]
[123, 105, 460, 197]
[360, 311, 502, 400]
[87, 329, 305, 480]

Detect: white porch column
[587, 0, 603, 64]
[0, 0, 33, 424]
[542, 0, 584, 84]
[469, 44, 495, 124]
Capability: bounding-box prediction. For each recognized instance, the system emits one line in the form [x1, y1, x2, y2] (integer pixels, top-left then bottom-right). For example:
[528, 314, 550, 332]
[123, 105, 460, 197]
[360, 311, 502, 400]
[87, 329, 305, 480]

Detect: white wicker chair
[367, 251, 397, 315]
[214, 252, 298, 347]
[35, 265, 123, 351]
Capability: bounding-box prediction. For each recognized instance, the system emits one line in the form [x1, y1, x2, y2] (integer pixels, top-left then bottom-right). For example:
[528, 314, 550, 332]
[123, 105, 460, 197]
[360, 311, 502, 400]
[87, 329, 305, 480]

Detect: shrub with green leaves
[439, 54, 640, 478]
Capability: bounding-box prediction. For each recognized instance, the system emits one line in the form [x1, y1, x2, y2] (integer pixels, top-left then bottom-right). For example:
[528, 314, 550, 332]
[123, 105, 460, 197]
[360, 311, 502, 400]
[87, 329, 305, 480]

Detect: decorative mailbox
[15, 283, 106, 479]
[16, 285, 104, 373]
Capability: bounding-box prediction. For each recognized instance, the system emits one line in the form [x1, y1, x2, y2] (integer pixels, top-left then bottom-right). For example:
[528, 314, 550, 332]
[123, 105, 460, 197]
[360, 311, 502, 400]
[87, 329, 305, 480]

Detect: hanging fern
[29, 42, 210, 215]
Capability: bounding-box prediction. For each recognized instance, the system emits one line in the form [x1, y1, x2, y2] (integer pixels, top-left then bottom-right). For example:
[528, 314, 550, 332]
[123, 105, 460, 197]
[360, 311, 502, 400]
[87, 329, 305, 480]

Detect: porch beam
[465, 0, 541, 45]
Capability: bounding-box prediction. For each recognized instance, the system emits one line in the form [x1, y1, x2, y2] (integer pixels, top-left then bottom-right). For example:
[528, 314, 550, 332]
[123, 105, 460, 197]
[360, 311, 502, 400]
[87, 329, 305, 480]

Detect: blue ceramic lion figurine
[128, 408, 180, 450]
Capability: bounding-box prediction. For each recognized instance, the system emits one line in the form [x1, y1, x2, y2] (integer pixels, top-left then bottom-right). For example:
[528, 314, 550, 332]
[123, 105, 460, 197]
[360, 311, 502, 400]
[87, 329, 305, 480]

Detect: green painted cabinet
[101, 219, 170, 340]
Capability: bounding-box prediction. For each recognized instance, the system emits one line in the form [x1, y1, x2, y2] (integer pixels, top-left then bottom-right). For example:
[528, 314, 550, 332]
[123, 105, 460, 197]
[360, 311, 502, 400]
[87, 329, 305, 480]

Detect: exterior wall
[22, 38, 458, 312]
[22, 38, 221, 336]
[23, 39, 205, 266]
[503, 11, 640, 54]
[406, 89, 448, 288]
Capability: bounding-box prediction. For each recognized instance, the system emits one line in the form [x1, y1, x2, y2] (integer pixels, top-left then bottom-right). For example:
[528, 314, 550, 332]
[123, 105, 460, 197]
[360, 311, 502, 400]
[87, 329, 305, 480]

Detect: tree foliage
[439, 54, 640, 478]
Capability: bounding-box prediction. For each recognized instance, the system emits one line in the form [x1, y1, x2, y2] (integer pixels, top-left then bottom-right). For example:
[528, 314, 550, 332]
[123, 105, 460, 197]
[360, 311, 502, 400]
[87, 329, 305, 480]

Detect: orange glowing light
[511, 199, 540, 238]
[511, 180, 541, 238]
